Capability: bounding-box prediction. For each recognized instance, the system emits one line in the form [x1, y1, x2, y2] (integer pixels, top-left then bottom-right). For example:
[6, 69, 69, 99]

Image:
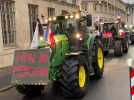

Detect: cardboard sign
[12, 48, 51, 85]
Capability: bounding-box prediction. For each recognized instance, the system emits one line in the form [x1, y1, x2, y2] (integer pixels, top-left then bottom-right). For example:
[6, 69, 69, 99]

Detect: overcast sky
[122, 0, 134, 4]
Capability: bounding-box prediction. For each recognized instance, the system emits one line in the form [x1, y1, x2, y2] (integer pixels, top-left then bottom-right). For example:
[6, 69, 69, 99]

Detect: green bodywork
[47, 33, 96, 81]
[49, 34, 69, 80]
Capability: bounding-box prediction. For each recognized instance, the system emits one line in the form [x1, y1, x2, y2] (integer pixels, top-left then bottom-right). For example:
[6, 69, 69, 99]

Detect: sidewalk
[0, 67, 12, 91]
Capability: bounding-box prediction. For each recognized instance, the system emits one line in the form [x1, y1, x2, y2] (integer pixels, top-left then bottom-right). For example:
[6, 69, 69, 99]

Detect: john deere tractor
[99, 21, 128, 56]
[129, 25, 134, 44]
[12, 14, 104, 98]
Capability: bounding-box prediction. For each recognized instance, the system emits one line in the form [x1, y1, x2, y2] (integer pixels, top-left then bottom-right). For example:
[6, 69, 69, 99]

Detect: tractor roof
[44, 14, 81, 24]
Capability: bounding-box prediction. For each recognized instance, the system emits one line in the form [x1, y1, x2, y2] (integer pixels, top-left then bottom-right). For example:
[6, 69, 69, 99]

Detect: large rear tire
[59, 57, 89, 98]
[92, 39, 104, 79]
[15, 85, 44, 97]
[132, 41, 134, 44]
[123, 40, 128, 53]
[104, 50, 109, 56]
[114, 40, 123, 56]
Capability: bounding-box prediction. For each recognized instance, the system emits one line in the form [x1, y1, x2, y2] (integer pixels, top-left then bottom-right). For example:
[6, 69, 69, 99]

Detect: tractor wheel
[104, 50, 109, 56]
[131, 40, 134, 44]
[15, 85, 44, 97]
[123, 40, 129, 53]
[92, 41, 104, 79]
[59, 57, 89, 98]
[114, 40, 123, 56]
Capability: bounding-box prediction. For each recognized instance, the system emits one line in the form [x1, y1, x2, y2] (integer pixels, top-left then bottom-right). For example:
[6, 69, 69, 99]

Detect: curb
[0, 85, 14, 92]
[0, 66, 10, 70]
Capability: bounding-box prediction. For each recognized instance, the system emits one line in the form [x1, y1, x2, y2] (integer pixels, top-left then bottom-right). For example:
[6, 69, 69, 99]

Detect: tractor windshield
[50, 17, 88, 36]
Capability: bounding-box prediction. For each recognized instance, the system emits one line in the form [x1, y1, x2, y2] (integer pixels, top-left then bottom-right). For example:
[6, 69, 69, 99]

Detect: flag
[31, 22, 39, 49]
[130, 67, 134, 100]
[44, 27, 49, 42]
[44, 25, 56, 48]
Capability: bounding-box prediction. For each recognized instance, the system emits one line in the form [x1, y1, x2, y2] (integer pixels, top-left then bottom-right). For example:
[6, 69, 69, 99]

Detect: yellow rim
[78, 65, 86, 88]
[97, 48, 104, 70]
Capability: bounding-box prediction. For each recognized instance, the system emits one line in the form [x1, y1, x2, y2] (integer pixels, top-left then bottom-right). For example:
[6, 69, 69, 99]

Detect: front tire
[92, 40, 104, 79]
[104, 50, 109, 56]
[15, 85, 44, 97]
[123, 40, 128, 53]
[59, 57, 89, 98]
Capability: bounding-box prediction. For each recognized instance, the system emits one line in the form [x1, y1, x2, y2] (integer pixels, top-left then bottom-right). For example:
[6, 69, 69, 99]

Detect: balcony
[58, 0, 76, 5]
[43, 0, 77, 7]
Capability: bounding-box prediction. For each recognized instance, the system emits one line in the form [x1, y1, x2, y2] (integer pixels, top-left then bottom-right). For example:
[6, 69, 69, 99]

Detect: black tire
[59, 57, 89, 98]
[104, 50, 109, 56]
[131, 41, 134, 44]
[92, 39, 104, 79]
[123, 40, 128, 53]
[130, 35, 134, 44]
[114, 40, 123, 56]
[15, 85, 44, 97]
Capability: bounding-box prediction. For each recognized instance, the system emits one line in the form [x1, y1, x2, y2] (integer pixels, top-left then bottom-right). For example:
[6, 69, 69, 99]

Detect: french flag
[44, 25, 56, 48]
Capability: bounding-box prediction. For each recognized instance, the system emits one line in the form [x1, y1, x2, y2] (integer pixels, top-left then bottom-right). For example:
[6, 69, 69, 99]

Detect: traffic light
[86, 14, 92, 27]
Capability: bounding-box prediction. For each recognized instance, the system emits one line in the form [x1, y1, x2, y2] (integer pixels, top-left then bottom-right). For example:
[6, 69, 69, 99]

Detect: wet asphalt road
[0, 46, 134, 100]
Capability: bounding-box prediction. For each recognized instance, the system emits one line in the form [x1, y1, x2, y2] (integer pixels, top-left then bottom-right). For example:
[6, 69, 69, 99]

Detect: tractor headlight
[125, 25, 128, 28]
[75, 33, 83, 40]
[119, 29, 124, 33]
[53, 17, 56, 21]
[39, 36, 44, 41]
[48, 17, 52, 21]
[70, 15, 74, 19]
[130, 25, 133, 29]
[79, 37, 83, 41]
[65, 16, 69, 19]
[75, 14, 80, 19]
[76, 33, 81, 39]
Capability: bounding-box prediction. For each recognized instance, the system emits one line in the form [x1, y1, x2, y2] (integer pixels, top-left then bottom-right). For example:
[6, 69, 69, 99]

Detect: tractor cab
[99, 22, 125, 39]
[42, 14, 92, 51]
[101, 23, 116, 39]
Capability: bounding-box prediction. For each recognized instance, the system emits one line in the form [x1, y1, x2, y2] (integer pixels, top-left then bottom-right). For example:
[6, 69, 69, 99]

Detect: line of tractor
[11, 12, 131, 99]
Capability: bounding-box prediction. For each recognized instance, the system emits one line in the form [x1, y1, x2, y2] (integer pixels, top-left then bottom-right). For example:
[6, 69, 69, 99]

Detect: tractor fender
[64, 51, 89, 72]
[65, 51, 84, 57]
[86, 34, 100, 49]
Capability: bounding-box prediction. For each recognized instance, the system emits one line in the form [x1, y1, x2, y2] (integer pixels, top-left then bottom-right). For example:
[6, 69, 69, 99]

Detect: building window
[93, 3, 97, 12]
[81, 2, 87, 11]
[0, 1, 16, 47]
[48, 7, 55, 17]
[28, 4, 38, 41]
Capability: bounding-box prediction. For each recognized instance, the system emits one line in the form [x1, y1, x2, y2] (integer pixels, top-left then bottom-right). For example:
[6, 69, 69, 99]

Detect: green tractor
[99, 21, 128, 56]
[12, 14, 104, 98]
[129, 25, 134, 44]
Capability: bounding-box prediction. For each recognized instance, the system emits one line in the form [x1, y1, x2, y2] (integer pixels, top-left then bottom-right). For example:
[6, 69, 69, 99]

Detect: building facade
[80, 0, 127, 27]
[0, 0, 77, 67]
[126, 4, 134, 25]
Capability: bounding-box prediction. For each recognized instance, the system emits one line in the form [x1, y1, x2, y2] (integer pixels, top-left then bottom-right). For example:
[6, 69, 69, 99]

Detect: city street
[0, 46, 133, 100]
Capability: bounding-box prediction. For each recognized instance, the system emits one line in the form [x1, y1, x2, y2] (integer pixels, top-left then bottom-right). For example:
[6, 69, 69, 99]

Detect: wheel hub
[97, 48, 104, 70]
[78, 65, 86, 88]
